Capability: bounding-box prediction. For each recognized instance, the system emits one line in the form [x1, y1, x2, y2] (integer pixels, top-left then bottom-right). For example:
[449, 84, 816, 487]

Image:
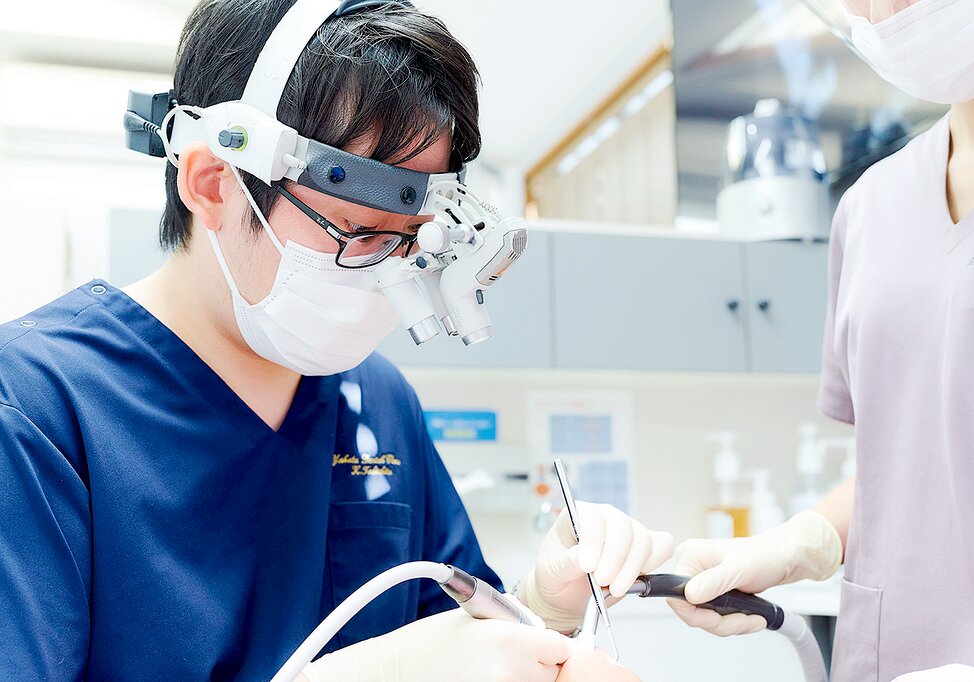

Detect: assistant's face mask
[207, 166, 399, 376]
[803, 0, 974, 104]
[848, 0, 974, 104]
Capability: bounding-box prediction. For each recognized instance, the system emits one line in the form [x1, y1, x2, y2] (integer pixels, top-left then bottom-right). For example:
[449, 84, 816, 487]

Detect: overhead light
[555, 116, 619, 175]
[594, 116, 621, 141]
[623, 69, 674, 116]
[556, 152, 582, 176]
[556, 70, 674, 177]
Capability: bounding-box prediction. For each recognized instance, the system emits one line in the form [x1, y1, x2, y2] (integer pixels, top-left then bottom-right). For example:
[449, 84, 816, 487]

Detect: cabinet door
[552, 233, 747, 372]
[377, 231, 553, 368]
[744, 241, 829, 373]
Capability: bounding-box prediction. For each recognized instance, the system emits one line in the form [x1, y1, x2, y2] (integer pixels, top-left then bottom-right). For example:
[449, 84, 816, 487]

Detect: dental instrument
[577, 574, 828, 682]
[552, 458, 619, 661]
[270, 561, 538, 682]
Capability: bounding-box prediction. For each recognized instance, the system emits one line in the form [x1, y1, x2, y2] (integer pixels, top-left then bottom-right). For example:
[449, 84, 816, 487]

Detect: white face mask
[207, 167, 400, 376]
[846, 0, 974, 104]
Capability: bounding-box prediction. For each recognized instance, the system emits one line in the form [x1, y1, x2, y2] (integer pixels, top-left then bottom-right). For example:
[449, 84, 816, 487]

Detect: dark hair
[161, 0, 481, 251]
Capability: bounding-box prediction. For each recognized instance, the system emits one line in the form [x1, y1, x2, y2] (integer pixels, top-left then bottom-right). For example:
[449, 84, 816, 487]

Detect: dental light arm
[270, 561, 538, 682]
[575, 575, 827, 682]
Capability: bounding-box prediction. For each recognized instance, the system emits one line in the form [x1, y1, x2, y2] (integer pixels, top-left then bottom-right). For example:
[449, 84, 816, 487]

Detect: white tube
[270, 561, 453, 682]
[777, 612, 828, 682]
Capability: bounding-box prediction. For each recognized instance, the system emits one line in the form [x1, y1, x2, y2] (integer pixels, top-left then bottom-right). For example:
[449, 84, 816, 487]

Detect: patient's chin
[556, 650, 642, 682]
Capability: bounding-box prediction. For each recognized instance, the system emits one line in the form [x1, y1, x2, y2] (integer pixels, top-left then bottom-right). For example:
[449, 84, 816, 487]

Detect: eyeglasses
[274, 183, 419, 269]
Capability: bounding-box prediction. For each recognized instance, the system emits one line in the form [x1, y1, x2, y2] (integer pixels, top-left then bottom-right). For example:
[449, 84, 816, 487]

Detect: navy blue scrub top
[0, 281, 502, 681]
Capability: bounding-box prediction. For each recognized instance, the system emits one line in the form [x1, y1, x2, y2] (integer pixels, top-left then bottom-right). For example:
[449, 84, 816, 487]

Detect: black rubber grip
[633, 574, 785, 631]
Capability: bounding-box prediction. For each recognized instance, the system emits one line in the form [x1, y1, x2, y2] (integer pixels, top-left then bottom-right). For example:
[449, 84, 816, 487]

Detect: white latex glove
[517, 502, 674, 633]
[668, 510, 842, 637]
[300, 606, 572, 682]
[892, 665, 974, 681]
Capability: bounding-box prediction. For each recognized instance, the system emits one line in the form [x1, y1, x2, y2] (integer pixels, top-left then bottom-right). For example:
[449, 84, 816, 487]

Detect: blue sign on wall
[424, 411, 498, 442]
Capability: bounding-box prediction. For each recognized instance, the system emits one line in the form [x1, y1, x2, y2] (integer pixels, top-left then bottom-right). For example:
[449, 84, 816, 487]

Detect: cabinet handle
[727, 300, 740, 312]
[757, 300, 771, 312]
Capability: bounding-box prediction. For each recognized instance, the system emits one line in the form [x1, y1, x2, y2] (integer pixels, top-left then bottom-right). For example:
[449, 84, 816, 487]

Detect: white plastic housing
[375, 257, 440, 341]
[716, 175, 830, 241]
[417, 221, 453, 255]
[171, 101, 298, 183]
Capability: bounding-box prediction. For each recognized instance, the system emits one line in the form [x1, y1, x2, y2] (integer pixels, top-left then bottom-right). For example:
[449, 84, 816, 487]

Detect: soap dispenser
[705, 432, 750, 538]
[839, 439, 856, 481]
[749, 468, 785, 535]
[789, 423, 824, 517]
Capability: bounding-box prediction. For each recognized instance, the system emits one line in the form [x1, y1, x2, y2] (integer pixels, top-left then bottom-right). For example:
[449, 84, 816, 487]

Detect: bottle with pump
[532, 464, 559, 534]
[749, 468, 785, 535]
[839, 440, 856, 481]
[789, 423, 824, 518]
[705, 432, 750, 539]
[820, 437, 856, 488]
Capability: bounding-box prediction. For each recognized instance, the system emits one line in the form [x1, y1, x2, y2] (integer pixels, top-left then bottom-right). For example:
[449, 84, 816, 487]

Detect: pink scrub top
[820, 113, 974, 681]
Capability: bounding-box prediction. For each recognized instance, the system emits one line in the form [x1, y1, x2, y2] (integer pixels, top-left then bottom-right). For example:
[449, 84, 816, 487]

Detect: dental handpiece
[627, 573, 786, 628]
[438, 565, 538, 625]
[605, 575, 827, 682]
[578, 574, 786, 644]
[272, 562, 538, 682]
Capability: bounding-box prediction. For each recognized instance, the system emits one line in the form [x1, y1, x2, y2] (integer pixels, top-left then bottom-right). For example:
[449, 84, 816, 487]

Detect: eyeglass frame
[273, 182, 420, 269]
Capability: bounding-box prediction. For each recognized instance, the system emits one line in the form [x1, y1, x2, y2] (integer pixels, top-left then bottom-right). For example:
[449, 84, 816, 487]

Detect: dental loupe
[376, 182, 528, 347]
[121, 0, 528, 352]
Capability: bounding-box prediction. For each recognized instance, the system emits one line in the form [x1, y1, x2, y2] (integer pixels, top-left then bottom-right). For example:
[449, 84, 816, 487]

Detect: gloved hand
[300, 606, 572, 682]
[668, 510, 842, 636]
[892, 665, 974, 681]
[517, 502, 674, 633]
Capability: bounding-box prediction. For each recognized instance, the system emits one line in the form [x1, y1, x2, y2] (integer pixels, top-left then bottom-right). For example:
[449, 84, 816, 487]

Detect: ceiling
[0, 0, 671, 172]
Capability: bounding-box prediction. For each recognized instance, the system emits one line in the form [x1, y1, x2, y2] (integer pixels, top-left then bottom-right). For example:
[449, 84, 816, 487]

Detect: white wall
[0, 62, 169, 319]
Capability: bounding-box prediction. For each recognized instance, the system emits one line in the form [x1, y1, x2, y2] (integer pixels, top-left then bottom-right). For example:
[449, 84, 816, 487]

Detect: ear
[176, 142, 234, 233]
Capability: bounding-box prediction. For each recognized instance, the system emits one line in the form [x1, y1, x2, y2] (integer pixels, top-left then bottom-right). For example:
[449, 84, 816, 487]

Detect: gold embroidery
[334, 453, 400, 477]
[351, 464, 394, 476]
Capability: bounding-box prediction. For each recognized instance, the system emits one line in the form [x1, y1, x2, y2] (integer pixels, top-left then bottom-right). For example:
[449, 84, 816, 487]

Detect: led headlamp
[123, 0, 462, 216]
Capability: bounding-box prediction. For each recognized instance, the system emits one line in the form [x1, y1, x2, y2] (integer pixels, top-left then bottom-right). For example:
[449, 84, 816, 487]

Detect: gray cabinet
[743, 241, 829, 373]
[380, 230, 828, 374]
[377, 232, 554, 368]
[108, 209, 168, 287]
[551, 233, 747, 372]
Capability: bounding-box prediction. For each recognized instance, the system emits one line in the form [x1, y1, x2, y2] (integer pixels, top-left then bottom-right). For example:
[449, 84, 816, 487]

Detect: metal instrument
[553, 458, 619, 661]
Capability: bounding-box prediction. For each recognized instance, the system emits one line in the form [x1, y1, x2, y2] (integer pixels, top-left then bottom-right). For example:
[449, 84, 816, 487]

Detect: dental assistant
[668, 1, 974, 680]
[0, 1, 673, 680]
